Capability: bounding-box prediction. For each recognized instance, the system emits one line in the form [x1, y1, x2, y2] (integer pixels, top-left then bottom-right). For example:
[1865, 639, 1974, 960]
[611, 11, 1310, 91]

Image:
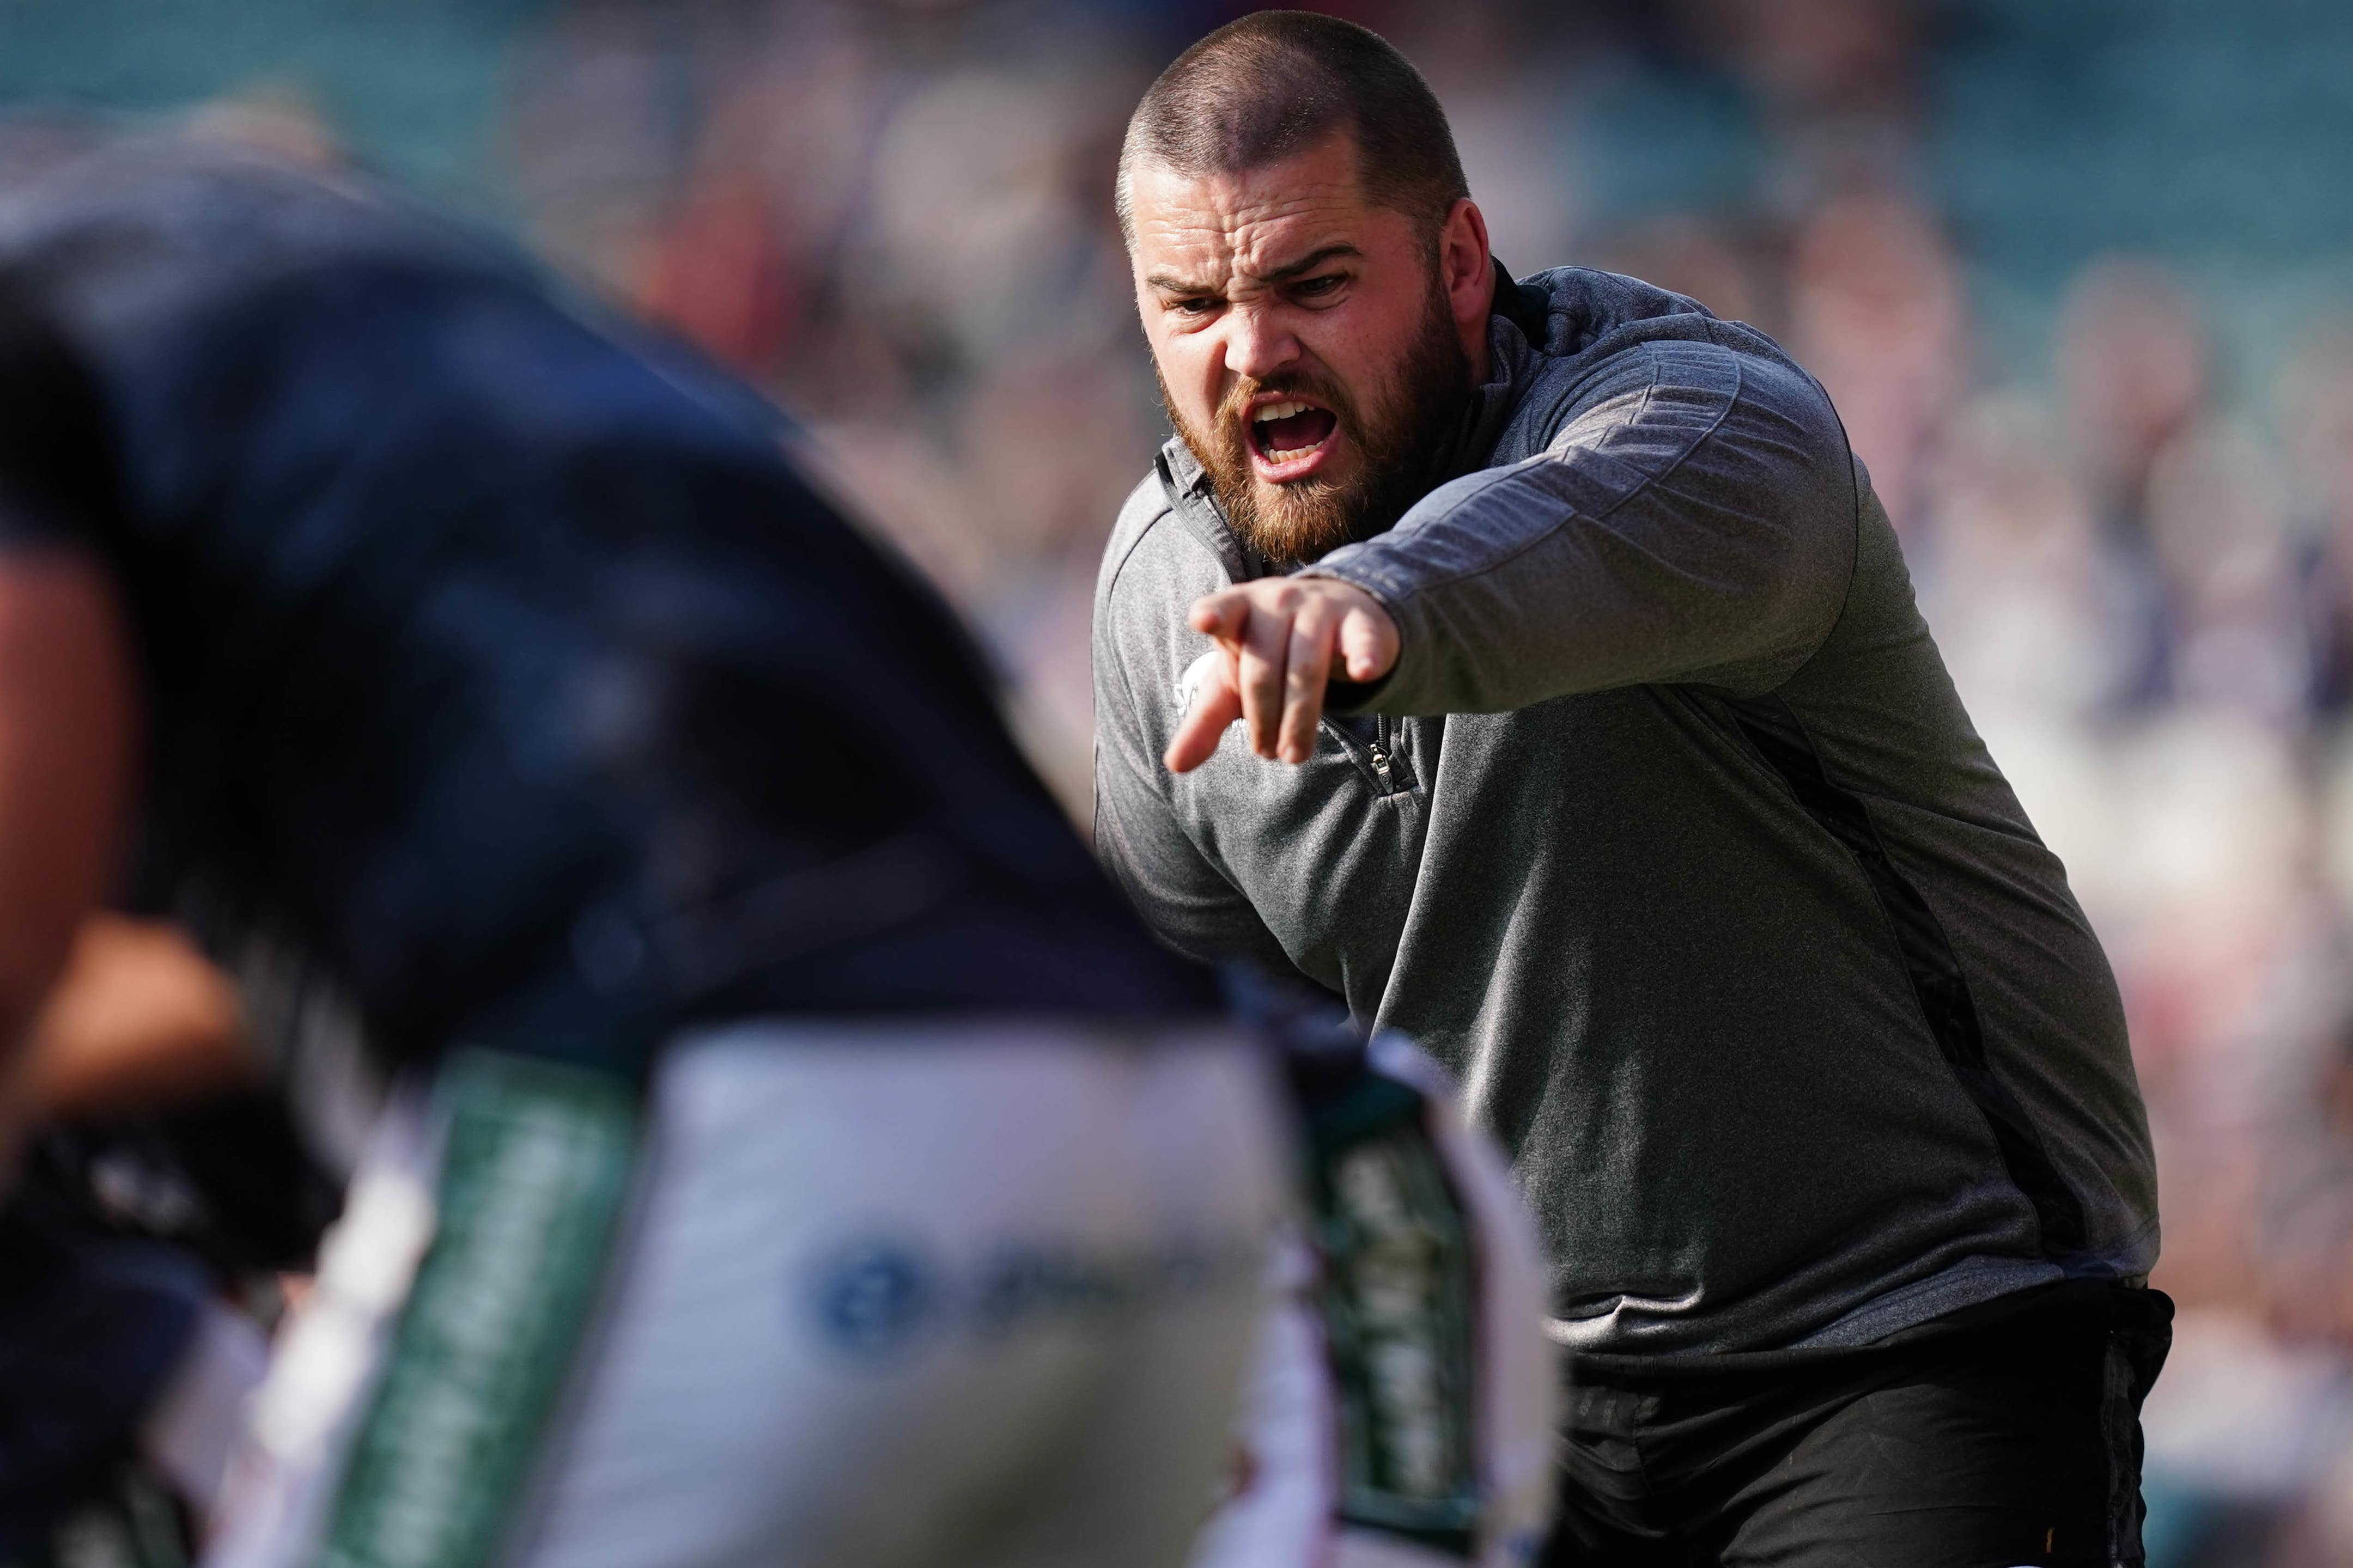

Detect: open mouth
[1248, 397, 1340, 479]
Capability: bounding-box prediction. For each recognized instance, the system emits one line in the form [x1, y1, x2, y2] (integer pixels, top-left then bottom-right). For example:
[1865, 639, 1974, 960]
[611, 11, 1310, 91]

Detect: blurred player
[0, 127, 1290, 1568]
[0, 121, 1558, 1568]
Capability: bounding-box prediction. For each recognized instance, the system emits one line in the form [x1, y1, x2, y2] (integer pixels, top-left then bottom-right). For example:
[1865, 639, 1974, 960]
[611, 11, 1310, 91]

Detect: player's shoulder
[0, 129, 541, 376]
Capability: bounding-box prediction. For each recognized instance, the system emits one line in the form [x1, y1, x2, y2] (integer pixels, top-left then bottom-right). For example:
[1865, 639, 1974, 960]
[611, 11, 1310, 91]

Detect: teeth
[1253, 400, 1309, 423]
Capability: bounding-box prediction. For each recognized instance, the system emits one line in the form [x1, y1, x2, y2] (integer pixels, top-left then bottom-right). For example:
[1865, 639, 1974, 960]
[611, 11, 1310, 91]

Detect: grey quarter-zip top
[1092, 263, 2157, 1357]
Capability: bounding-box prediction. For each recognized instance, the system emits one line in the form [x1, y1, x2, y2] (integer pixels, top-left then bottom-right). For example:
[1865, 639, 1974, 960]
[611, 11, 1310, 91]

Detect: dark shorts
[1541, 1280, 2175, 1568]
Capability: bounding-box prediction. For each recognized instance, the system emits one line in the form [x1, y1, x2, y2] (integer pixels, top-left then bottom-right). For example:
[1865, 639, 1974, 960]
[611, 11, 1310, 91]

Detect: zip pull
[1369, 714, 1401, 791]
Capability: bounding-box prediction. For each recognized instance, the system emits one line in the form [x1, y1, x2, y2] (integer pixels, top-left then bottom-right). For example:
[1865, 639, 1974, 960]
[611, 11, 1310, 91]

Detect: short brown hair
[1115, 11, 1468, 248]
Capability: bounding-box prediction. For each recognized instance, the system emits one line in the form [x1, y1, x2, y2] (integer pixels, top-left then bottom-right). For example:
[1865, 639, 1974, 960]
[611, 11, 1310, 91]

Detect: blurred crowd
[12, 0, 2353, 1560]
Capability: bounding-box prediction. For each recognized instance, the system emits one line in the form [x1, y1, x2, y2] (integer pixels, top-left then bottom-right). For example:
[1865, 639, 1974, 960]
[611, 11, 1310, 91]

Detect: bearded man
[1091, 13, 2168, 1567]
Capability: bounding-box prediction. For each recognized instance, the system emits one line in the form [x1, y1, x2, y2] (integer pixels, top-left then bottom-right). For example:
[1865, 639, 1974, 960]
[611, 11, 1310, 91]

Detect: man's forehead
[1128, 140, 1371, 283]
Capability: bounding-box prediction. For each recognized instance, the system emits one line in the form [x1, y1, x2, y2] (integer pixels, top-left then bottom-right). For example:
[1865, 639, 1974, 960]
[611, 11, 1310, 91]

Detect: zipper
[1367, 714, 1397, 790]
[1322, 713, 1410, 795]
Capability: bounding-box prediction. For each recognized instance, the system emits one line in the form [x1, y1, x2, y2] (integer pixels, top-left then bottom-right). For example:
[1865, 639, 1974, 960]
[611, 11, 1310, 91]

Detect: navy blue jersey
[0, 137, 1215, 1076]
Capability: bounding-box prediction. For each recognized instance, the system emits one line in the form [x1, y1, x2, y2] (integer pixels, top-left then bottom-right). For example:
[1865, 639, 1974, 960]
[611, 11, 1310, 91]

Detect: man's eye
[1173, 296, 1221, 316]
[1294, 274, 1344, 297]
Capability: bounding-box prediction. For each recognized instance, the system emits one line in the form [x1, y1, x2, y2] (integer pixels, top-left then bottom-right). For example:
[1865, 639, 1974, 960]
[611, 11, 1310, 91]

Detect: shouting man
[1092, 12, 2168, 1566]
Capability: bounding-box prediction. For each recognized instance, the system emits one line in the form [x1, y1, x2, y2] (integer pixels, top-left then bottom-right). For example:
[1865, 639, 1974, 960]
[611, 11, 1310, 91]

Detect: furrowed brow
[1146, 271, 1218, 297]
[1256, 244, 1361, 283]
[1146, 243, 1362, 299]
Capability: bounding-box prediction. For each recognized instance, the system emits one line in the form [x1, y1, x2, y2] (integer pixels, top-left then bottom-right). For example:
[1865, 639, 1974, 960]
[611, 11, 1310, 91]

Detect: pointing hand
[1165, 577, 1400, 773]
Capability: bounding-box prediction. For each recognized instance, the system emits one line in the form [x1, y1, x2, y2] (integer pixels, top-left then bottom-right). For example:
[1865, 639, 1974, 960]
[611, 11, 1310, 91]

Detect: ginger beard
[1159, 266, 1472, 569]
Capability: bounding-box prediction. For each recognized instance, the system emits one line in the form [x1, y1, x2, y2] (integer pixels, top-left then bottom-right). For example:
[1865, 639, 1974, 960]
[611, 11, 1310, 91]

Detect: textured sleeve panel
[1305, 340, 1859, 715]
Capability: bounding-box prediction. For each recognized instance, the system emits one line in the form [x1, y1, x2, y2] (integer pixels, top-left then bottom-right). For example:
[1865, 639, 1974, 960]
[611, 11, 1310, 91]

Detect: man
[1093, 13, 2169, 1566]
[0, 127, 1294, 1568]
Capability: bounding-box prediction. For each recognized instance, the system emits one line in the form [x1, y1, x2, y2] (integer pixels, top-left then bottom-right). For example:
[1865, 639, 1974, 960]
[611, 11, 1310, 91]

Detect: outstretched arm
[1165, 342, 1856, 770]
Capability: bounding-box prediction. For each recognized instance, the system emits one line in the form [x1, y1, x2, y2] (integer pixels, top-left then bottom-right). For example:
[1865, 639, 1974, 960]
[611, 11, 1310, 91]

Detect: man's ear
[1440, 199, 1493, 373]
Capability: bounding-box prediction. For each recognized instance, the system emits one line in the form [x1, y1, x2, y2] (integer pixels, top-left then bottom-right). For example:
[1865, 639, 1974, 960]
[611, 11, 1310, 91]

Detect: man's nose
[1223, 303, 1300, 383]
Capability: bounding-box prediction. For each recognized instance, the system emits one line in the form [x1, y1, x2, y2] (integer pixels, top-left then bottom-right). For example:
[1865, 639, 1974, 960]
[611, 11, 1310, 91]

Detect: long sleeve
[1304, 337, 1860, 715]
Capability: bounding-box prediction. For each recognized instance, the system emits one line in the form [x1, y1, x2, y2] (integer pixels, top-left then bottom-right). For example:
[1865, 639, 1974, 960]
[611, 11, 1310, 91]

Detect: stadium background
[3, 0, 2351, 1560]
